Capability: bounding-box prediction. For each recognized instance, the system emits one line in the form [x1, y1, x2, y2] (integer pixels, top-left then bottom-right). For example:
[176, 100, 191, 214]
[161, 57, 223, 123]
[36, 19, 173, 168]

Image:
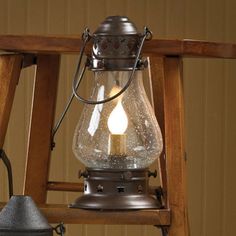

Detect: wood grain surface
[23, 54, 60, 203]
[163, 57, 189, 236]
[0, 35, 235, 58]
[0, 54, 22, 148]
[0, 202, 170, 226]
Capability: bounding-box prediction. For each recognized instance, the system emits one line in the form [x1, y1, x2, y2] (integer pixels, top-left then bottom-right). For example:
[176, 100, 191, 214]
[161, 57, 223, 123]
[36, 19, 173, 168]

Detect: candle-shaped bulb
[107, 101, 128, 156]
[107, 101, 128, 134]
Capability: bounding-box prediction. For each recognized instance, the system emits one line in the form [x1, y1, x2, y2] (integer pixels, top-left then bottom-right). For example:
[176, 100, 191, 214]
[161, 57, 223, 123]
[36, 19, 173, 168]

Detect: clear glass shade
[72, 70, 163, 169]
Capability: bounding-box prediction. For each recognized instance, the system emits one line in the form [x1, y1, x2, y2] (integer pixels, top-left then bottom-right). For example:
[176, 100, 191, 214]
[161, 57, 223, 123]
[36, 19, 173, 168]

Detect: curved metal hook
[0, 149, 13, 199]
[53, 223, 66, 236]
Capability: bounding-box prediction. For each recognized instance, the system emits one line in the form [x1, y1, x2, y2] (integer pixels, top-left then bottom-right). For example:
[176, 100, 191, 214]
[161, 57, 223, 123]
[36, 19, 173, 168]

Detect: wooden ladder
[0, 35, 236, 236]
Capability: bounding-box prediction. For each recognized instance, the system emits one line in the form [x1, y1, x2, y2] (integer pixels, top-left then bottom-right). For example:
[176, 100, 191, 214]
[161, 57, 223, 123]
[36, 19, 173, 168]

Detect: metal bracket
[154, 186, 169, 235]
[154, 225, 169, 236]
[148, 169, 157, 178]
[155, 186, 164, 208]
[22, 54, 37, 68]
[53, 222, 66, 236]
[0, 149, 13, 199]
[160, 227, 169, 236]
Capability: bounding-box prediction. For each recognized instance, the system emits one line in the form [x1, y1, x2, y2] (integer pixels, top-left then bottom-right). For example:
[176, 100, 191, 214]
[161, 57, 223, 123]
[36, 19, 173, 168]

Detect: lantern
[70, 16, 163, 209]
[0, 196, 53, 236]
[0, 196, 65, 235]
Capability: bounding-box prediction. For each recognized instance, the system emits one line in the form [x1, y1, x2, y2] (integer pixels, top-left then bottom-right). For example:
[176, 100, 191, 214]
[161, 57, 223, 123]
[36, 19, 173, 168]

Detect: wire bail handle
[72, 27, 152, 105]
[51, 27, 152, 147]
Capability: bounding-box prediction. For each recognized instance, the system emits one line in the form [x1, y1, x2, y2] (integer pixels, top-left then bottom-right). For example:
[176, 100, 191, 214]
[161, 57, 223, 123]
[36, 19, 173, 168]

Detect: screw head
[123, 171, 132, 180]
[78, 170, 88, 179]
[148, 170, 157, 178]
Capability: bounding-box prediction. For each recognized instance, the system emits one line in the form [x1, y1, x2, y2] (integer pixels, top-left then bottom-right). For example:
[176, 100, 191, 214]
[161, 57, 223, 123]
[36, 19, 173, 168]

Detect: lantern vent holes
[97, 184, 104, 192]
[137, 185, 143, 193]
[84, 184, 87, 192]
[117, 186, 125, 193]
[70, 168, 162, 209]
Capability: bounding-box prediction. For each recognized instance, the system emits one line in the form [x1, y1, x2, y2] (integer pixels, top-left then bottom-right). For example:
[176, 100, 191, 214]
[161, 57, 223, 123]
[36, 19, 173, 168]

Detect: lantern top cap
[0, 195, 52, 234]
[94, 16, 140, 36]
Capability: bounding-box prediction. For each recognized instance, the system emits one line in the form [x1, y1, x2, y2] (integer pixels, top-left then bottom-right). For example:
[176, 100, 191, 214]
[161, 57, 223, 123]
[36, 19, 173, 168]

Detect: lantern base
[69, 168, 161, 210]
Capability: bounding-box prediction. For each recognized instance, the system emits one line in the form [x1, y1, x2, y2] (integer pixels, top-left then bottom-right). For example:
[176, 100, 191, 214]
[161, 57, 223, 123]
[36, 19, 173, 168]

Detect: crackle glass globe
[73, 70, 163, 169]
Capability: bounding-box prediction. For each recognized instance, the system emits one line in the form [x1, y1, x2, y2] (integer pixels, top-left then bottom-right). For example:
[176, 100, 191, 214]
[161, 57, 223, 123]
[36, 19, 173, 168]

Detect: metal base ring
[69, 168, 161, 210]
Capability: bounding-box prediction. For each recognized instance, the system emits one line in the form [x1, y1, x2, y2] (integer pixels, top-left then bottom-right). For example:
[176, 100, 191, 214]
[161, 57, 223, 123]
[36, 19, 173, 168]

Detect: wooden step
[40, 204, 171, 225]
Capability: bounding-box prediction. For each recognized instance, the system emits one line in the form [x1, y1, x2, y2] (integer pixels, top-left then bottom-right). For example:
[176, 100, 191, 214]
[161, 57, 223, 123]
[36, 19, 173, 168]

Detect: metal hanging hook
[0, 149, 13, 199]
[144, 26, 153, 40]
[53, 222, 66, 236]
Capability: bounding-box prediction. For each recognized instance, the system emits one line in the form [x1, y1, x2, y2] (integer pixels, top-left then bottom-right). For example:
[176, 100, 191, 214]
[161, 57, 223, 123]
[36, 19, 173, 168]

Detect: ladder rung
[47, 181, 158, 195]
[39, 204, 171, 226]
[0, 202, 170, 225]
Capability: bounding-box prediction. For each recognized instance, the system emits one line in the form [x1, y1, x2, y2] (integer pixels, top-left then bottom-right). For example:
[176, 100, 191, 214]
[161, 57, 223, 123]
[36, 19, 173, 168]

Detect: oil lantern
[70, 16, 163, 209]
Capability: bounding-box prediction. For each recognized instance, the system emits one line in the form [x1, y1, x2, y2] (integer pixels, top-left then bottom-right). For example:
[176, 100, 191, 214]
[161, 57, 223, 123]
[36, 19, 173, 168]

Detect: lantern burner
[70, 168, 161, 210]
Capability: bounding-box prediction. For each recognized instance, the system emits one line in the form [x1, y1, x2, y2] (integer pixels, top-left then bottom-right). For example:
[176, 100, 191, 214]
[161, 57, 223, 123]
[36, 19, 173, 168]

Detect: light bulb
[107, 100, 128, 156]
[107, 101, 128, 134]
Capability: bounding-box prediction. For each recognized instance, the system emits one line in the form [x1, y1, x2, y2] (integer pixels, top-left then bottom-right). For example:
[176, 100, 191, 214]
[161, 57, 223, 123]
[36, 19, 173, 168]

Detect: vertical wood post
[0, 54, 22, 148]
[163, 56, 190, 235]
[24, 54, 60, 203]
[149, 56, 168, 206]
